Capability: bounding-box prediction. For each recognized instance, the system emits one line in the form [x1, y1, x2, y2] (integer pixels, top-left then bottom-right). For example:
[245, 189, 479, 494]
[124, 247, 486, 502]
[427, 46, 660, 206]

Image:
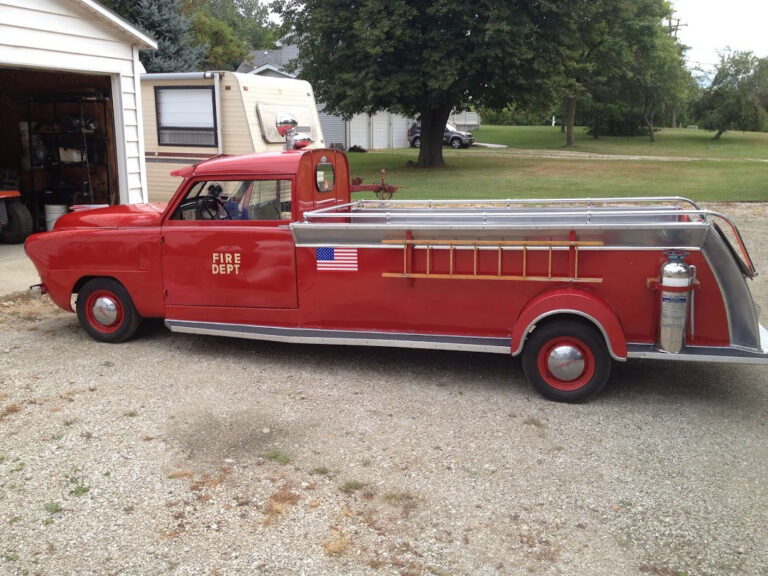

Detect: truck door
[161, 178, 297, 309]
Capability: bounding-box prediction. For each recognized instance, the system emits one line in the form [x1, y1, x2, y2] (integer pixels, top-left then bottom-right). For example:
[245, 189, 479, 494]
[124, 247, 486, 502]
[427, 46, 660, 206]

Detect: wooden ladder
[382, 233, 603, 283]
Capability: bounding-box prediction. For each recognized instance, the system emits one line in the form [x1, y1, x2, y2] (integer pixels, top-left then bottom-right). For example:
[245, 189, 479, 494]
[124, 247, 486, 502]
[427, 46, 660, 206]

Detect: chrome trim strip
[165, 320, 512, 354]
[626, 341, 768, 365]
[510, 309, 625, 361]
[295, 242, 703, 253]
[305, 196, 702, 213]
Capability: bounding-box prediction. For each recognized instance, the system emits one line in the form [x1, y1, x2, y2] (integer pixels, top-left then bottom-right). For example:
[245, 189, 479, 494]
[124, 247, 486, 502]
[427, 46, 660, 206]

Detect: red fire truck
[24, 145, 768, 401]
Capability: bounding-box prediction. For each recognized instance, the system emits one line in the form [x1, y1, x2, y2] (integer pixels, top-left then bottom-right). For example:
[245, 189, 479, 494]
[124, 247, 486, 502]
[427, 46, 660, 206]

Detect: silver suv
[407, 122, 474, 149]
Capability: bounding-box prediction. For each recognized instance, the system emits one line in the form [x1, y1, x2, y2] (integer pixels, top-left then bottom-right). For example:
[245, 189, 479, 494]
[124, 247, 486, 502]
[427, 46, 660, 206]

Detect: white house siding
[0, 0, 153, 203]
[371, 112, 389, 149]
[348, 114, 370, 149]
[392, 115, 411, 148]
[318, 106, 346, 148]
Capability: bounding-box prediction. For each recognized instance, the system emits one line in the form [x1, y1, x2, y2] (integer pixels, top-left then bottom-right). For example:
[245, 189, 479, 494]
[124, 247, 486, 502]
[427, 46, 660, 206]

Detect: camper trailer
[141, 71, 324, 202]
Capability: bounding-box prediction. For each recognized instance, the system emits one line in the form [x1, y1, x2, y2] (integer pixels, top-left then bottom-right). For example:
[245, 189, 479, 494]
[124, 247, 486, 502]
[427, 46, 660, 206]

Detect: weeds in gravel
[42, 518, 53, 526]
[0, 454, 4, 463]
[262, 448, 292, 465]
[311, 466, 331, 476]
[44, 502, 62, 514]
[9, 516, 21, 524]
[3, 553, 18, 562]
[167, 469, 195, 480]
[12, 462, 24, 472]
[383, 492, 419, 518]
[123, 410, 139, 418]
[323, 528, 349, 556]
[70, 483, 89, 496]
[264, 483, 301, 523]
[340, 480, 367, 494]
[522, 416, 545, 429]
[0, 403, 21, 421]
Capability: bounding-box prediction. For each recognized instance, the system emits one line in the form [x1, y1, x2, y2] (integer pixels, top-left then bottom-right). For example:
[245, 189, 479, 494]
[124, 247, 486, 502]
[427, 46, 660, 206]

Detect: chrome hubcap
[92, 296, 118, 326]
[547, 345, 585, 381]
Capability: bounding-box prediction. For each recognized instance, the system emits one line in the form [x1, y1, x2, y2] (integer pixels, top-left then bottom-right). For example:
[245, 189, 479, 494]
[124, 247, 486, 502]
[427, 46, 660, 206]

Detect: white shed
[0, 0, 156, 229]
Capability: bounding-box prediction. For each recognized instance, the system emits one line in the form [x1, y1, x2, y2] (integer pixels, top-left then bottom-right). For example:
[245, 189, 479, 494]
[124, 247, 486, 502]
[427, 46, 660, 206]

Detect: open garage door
[0, 68, 119, 233]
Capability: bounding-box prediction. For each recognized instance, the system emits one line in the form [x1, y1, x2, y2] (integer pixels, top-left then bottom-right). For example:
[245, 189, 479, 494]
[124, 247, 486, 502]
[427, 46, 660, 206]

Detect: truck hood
[53, 203, 167, 230]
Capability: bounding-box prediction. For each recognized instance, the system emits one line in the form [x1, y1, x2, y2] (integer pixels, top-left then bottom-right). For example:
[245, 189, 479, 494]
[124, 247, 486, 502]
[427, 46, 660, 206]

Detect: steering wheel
[196, 196, 232, 220]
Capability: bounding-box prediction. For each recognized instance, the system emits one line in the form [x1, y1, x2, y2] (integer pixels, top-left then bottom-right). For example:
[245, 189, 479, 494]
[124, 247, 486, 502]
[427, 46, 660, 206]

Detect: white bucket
[44, 204, 68, 231]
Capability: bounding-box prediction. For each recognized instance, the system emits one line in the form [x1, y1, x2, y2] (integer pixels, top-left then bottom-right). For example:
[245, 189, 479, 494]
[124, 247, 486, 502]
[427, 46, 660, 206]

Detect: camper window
[155, 87, 217, 147]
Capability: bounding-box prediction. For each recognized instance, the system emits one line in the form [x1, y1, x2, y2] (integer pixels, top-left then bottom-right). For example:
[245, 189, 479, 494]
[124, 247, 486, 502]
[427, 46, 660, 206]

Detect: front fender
[511, 287, 628, 360]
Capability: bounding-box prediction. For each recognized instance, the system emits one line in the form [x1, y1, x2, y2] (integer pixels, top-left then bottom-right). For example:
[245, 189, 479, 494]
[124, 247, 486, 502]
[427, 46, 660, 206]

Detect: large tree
[273, 0, 566, 167]
[182, 0, 278, 51]
[696, 51, 768, 139]
[102, 0, 204, 72]
[189, 12, 249, 70]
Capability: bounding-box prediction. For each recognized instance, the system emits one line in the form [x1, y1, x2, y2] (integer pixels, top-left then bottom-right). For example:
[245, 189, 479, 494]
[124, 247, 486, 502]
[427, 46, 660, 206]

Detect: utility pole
[667, 17, 687, 39]
[667, 17, 688, 128]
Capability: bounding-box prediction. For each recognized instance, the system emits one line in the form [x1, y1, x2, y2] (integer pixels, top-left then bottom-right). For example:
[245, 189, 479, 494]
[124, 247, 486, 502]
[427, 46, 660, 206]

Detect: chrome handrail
[297, 196, 756, 278]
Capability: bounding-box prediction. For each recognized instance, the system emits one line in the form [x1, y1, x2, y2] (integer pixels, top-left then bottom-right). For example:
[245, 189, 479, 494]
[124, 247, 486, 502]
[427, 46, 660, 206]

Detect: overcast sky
[671, 0, 768, 72]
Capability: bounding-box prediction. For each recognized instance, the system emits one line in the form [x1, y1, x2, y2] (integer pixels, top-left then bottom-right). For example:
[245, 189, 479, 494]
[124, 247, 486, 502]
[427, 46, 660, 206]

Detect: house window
[155, 87, 217, 147]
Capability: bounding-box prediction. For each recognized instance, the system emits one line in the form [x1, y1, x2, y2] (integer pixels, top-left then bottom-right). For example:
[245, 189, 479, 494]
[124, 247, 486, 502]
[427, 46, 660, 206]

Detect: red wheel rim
[536, 336, 595, 391]
[84, 290, 124, 334]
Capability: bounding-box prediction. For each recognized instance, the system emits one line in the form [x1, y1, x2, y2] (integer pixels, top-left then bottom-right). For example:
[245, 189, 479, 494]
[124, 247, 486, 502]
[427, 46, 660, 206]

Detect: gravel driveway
[1, 204, 766, 576]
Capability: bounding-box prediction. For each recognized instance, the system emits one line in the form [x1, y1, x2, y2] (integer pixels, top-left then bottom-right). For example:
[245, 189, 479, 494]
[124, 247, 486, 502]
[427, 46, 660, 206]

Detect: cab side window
[246, 180, 292, 220]
[171, 179, 292, 221]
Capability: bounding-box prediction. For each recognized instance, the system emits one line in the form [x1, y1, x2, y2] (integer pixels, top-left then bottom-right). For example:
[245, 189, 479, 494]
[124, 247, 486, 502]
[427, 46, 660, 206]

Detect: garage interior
[0, 67, 119, 231]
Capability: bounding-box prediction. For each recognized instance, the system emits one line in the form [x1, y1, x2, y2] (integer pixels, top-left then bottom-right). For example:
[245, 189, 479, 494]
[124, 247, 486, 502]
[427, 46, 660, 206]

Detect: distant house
[238, 43, 414, 150]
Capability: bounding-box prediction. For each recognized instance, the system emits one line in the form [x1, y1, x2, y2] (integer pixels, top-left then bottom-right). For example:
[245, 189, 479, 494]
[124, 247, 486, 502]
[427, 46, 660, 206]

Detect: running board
[626, 342, 768, 365]
[165, 320, 512, 354]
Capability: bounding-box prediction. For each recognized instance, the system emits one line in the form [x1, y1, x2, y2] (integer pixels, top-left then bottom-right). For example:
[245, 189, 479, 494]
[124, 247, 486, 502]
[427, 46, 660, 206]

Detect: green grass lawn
[472, 125, 768, 160]
[346, 127, 768, 202]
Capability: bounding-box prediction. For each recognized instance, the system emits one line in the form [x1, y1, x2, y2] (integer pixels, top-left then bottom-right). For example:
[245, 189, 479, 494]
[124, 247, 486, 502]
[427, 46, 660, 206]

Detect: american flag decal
[316, 247, 358, 271]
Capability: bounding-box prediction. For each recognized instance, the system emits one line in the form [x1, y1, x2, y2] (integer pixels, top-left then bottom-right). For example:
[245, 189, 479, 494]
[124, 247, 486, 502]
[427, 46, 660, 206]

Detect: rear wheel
[76, 278, 141, 343]
[1, 201, 33, 244]
[522, 319, 611, 402]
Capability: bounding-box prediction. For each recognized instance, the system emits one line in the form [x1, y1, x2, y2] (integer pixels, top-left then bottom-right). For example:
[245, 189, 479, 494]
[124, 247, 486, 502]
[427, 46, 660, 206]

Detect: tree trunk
[671, 107, 677, 129]
[644, 100, 655, 143]
[560, 102, 566, 133]
[416, 103, 452, 167]
[713, 129, 725, 140]
[566, 96, 576, 147]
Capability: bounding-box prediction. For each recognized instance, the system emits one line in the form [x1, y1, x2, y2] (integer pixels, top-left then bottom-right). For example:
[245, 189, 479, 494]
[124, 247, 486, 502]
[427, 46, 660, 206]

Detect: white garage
[0, 0, 156, 232]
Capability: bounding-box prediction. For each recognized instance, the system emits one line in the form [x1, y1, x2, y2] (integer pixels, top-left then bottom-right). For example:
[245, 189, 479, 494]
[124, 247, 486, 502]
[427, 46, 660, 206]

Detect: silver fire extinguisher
[658, 251, 695, 354]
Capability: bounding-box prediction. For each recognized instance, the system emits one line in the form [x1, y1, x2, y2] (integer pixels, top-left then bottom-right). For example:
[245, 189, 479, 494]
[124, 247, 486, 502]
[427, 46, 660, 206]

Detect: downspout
[211, 72, 223, 155]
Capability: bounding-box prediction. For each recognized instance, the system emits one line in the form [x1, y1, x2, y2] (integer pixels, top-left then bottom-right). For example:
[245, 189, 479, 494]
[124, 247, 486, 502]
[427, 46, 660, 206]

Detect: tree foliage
[273, 0, 566, 167]
[190, 12, 248, 70]
[547, 0, 690, 144]
[695, 51, 768, 139]
[182, 0, 278, 51]
[103, 0, 276, 72]
[102, 0, 204, 72]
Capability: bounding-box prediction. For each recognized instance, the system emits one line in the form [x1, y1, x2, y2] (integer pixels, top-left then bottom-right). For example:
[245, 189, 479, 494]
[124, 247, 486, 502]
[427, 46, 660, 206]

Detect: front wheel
[76, 278, 141, 343]
[522, 319, 611, 402]
[450, 137, 463, 149]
